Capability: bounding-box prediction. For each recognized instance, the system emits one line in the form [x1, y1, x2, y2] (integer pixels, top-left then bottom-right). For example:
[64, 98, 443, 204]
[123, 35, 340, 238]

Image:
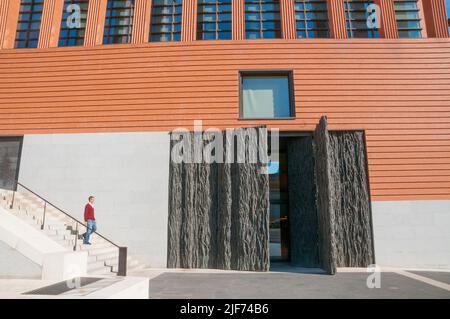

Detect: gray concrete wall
[372, 200, 450, 269]
[0, 240, 41, 279]
[18, 132, 170, 267]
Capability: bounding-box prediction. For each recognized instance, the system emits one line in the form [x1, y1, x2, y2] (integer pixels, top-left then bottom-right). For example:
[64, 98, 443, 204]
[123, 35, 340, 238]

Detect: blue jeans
[84, 220, 97, 243]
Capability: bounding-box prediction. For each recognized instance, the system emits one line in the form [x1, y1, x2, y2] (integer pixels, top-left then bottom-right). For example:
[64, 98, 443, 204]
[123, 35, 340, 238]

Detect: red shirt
[84, 204, 95, 222]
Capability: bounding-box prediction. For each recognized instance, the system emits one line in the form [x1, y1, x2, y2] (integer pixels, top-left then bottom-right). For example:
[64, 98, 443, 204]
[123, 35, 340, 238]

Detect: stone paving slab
[410, 272, 450, 285]
[148, 272, 450, 299]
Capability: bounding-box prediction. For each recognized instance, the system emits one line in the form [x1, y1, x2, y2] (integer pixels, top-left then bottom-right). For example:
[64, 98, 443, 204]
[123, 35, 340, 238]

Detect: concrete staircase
[0, 188, 144, 276]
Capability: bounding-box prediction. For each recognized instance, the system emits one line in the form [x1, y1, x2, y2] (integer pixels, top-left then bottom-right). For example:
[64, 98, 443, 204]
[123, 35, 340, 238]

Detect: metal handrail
[8, 180, 127, 276]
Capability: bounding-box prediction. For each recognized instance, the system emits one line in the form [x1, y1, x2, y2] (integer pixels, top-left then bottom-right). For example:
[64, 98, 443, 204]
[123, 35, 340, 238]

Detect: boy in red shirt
[83, 196, 96, 245]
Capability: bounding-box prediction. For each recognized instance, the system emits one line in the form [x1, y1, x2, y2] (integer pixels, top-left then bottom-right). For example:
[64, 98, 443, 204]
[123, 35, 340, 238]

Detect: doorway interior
[269, 137, 290, 262]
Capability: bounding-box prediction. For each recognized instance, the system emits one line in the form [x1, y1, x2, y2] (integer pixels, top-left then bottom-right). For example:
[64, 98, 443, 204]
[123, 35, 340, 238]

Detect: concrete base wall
[18, 132, 170, 267]
[0, 241, 41, 279]
[372, 200, 450, 269]
[0, 206, 87, 280]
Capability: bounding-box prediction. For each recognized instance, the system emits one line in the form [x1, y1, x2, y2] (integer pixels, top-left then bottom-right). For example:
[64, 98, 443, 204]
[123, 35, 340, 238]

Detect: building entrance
[269, 138, 290, 262]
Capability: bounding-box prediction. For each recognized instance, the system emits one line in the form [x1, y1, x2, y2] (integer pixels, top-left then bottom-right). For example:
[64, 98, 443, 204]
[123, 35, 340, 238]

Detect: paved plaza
[145, 269, 450, 299]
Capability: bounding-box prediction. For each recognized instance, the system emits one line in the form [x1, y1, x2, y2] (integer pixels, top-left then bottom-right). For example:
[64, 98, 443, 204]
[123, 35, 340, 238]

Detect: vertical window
[240, 72, 294, 119]
[394, 0, 422, 38]
[15, 0, 44, 48]
[344, 0, 379, 38]
[103, 0, 135, 44]
[197, 0, 232, 40]
[445, 0, 450, 34]
[269, 140, 290, 262]
[0, 137, 23, 191]
[245, 0, 281, 39]
[150, 0, 182, 42]
[59, 0, 89, 47]
[294, 0, 329, 38]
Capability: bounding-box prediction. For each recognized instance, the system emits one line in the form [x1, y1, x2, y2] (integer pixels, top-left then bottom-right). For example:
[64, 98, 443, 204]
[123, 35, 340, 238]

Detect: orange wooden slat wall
[1, 39, 450, 202]
[0, 1, 450, 202]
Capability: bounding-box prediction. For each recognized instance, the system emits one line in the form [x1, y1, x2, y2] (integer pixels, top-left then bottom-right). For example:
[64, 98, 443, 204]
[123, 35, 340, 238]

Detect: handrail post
[73, 223, 78, 251]
[9, 180, 17, 209]
[118, 247, 127, 276]
[41, 202, 47, 230]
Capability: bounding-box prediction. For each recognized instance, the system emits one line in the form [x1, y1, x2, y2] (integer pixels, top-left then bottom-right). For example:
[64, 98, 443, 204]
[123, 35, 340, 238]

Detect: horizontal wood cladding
[0, 39, 450, 201]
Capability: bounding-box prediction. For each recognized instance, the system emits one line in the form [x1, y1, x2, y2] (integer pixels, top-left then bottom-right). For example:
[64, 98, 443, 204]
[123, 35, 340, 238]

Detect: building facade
[0, 0, 449, 271]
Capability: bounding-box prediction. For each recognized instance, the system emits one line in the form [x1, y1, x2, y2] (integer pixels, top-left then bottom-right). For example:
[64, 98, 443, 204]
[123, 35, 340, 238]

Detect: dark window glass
[103, 0, 135, 44]
[0, 137, 22, 191]
[394, 0, 422, 38]
[245, 0, 281, 39]
[294, 0, 329, 38]
[445, 0, 450, 34]
[150, 0, 182, 42]
[241, 72, 293, 119]
[269, 141, 289, 262]
[344, 0, 379, 38]
[15, 0, 43, 48]
[59, 0, 89, 47]
[197, 0, 232, 40]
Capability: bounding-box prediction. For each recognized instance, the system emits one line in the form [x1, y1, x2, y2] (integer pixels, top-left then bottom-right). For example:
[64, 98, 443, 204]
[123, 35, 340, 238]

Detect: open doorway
[269, 138, 290, 262]
[269, 135, 320, 268]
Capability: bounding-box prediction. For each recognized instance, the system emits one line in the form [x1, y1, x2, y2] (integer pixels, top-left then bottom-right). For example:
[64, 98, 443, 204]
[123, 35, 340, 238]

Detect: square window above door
[240, 71, 295, 119]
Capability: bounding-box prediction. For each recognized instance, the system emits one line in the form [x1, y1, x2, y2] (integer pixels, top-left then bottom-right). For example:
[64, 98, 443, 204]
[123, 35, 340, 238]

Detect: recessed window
[344, 0, 379, 38]
[197, 0, 232, 40]
[294, 0, 329, 38]
[0, 137, 23, 191]
[445, 0, 450, 34]
[240, 72, 294, 119]
[59, 0, 89, 47]
[149, 0, 182, 42]
[245, 0, 281, 39]
[394, 0, 422, 38]
[15, 0, 44, 48]
[103, 0, 135, 44]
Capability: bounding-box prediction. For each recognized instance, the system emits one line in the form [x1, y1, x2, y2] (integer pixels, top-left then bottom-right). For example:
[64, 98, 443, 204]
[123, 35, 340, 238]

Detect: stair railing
[8, 180, 127, 276]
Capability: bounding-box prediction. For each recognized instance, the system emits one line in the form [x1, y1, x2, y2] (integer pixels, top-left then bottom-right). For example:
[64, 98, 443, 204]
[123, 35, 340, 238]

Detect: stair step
[87, 246, 118, 256]
[75, 242, 111, 251]
[0, 187, 138, 275]
[88, 255, 98, 263]
[111, 260, 142, 273]
[95, 251, 119, 262]
[88, 260, 107, 270]
[44, 229, 58, 236]
[58, 240, 75, 246]
[48, 233, 75, 241]
[88, 267, 114, 275]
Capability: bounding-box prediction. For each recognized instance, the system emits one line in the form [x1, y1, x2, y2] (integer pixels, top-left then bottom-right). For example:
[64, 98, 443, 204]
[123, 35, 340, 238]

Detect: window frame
[58, 0, 89, 47]
[245, 0, 282, 39]
[294, 0, 330, 39]
[0, 136, 24, 191]
[445, 0, 450, 34]
[239, 70, 296, 120]
[393, 0, 422, 38]
[344, 0, 380, 38]
[197, 0, 232, 40]
[15, 0, 44, 49]
[103, 0, 135, 45]
[149, 0, 183, 42]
